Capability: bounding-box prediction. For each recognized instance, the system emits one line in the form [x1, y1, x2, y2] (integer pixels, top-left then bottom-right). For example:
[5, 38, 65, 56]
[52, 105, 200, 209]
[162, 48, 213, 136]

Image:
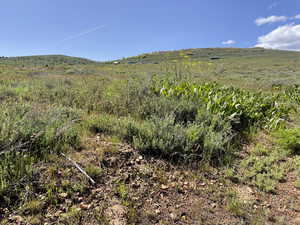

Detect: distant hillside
[0, 55, 97, 66]
[2, 48, 300, 67]
[109, 48, 300, 64]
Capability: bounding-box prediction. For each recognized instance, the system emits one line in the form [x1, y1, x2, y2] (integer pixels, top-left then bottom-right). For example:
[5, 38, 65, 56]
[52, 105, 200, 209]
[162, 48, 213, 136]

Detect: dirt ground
[1, 135, 300, 225]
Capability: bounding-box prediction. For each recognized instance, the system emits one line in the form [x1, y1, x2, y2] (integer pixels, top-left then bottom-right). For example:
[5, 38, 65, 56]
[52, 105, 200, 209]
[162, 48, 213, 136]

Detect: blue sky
[0, 0, 299, 61]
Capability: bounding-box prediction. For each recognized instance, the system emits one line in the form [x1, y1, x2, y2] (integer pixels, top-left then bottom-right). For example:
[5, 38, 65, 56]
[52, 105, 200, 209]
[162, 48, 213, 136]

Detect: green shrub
[0, 104, 83, 206]
[88, 111, 233, 164]
[137, 96, 199, 124]
[0, 104, 82, 155]
[131, 115, 188, 157]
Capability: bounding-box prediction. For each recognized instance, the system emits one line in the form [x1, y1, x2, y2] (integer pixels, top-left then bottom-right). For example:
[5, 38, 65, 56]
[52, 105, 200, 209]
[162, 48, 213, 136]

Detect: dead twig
[61, 153, 96, 184]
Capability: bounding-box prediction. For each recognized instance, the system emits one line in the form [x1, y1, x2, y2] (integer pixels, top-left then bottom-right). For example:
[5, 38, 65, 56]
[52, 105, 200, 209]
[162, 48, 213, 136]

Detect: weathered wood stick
[61, 153, 96, 184]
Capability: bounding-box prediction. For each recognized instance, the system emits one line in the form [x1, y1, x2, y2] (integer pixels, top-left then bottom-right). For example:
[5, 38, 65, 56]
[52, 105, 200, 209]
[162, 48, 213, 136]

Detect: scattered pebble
[59, 192, 68, 198]
[170, 213, 177, 220]
[80, 203, 91, 210]
[161, 184, 169, 190]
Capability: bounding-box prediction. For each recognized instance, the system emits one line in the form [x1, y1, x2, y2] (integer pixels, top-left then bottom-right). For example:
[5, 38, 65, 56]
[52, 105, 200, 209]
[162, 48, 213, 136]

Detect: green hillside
[110, 47, 300, 64]
[0, 54, 96, 66]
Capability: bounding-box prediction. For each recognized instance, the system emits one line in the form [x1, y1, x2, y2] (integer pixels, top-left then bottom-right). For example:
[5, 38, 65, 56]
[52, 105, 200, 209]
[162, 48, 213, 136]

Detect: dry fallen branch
[61, 153, 96, 184]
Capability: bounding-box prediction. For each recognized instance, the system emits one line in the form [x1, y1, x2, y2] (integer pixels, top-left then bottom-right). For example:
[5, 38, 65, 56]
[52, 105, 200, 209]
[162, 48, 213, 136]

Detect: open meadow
[1, 48, 300, 224]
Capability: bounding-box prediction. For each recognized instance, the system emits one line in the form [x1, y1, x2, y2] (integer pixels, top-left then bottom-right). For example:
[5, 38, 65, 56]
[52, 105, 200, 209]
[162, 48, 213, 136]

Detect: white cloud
[294, 14, 300, 19]
[255, 15, 288, 26]
[255, 24, 300, 51]
[222, 40, 236, 45]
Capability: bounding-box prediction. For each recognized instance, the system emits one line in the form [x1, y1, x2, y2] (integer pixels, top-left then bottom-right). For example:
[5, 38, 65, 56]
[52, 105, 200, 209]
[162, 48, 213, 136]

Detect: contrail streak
[58, 24, 106, 44]
[37, 24, 106, 53]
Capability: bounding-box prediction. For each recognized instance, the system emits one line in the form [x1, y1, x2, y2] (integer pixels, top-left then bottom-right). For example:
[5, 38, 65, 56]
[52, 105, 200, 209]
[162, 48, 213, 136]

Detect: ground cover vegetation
[1, 48, 300, 224]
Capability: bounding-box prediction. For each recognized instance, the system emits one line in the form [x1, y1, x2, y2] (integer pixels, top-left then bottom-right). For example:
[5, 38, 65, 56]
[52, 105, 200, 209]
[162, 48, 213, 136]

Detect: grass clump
[60, 206, 82, 224]
[85, 164, 102, 179]
[226, 190, 248, 217]
[20, 199, 44, 215]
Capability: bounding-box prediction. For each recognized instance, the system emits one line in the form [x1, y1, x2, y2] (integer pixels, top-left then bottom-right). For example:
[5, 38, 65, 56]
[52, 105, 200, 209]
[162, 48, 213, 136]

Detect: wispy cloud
[255, 15, 288, 26]
[222, 40, 236, 45]
[57, 25, 106, 44]
[294, 14, 300, 19]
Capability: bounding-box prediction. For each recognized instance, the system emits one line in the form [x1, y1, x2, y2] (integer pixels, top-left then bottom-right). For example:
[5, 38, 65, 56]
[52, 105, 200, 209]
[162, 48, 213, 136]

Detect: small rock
[59, 192, 68, 198]
[161, 184, 168, 190]
[80, 203, 91, 210]
[170, 213, 177, 220]
[46, 213, 52, 218]
[11, 215, 23, 223]
[92, 188, 102, 194]
[171, 182, 177, 187]
[265, 203, 271, 209]
[54, 210, 63, 217]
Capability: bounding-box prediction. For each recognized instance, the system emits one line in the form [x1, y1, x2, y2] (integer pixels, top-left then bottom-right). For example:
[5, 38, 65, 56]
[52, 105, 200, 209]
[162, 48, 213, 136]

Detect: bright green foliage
[159, 81, 291, 130]
[274, 128, 300, 155]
